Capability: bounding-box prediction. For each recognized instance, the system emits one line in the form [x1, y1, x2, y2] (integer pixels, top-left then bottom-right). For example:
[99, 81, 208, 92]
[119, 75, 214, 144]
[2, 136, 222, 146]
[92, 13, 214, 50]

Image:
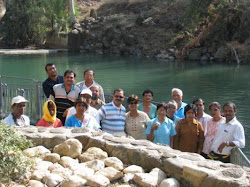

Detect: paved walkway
[0, 49, 68, 55]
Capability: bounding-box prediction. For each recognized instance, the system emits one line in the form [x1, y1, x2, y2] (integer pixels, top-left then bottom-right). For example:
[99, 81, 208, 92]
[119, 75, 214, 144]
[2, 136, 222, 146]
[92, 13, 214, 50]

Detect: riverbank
[67, 0, 250, 63]
[0, 49, 67, 55]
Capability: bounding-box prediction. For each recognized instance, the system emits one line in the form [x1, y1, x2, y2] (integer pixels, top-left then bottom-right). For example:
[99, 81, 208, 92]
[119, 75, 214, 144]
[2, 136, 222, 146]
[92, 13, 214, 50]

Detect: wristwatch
[226, 141, 230, 146]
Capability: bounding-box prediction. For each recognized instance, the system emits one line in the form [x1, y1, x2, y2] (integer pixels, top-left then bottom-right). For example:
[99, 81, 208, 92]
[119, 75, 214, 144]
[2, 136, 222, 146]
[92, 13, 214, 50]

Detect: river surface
[0, 53, 249, 158]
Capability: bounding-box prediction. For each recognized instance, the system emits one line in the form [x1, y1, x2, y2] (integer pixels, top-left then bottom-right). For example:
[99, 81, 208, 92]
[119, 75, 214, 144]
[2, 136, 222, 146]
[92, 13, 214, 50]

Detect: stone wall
[16, 126, 250, 187]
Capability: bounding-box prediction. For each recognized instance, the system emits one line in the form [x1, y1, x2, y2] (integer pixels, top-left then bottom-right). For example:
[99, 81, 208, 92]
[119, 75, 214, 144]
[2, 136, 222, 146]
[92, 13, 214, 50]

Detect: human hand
[217, 142, 227, 153]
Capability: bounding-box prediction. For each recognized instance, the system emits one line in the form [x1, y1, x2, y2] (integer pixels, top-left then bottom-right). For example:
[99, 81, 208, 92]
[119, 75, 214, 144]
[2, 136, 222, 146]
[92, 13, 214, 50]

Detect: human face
[46, 65, 57, 78]
[80, 94, 91, 104]
[84, 71, 94, 83]
[143, 93, 153, 103]
[172, 91, 182, 104]
[90, 86, 100, 97]
[209, 105, 221, 118]
[194, 100, 204, 114]
[185, 109, 195, 121]
[128, 100, 138, 111]
[12, 102, 26, 118]
[49, 107, 55, 116]
[157, 106, 167, 117]
[75, 103, 87, 114]
[113, 91, 124, 107]
[167, 104, 177, 117]
[223, 105, 236, 122]
[63, 73, 75, 86]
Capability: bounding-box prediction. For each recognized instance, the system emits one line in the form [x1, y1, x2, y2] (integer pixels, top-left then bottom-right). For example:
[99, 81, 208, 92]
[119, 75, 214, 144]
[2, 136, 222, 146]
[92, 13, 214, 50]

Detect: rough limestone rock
[122, 173, 134, 183]
[23, 146, 50, 158]
[123, 165, 144, 174]
[149, 168, 167, 185]
[133, 173, 159, 187]
[59, 156, 79, 170]
[79, 147, 108, 162]
[160, 178, 180, 187]
[73, 164, 95, 178]
[85, 174, 110, 186]
[83, 159, 105, 172]
[61, 175, 87, 187]
[95, 167, 123, 182]
[28, 180, 45, 187]
[104, 157, 123, 170]
[43, 153, 60, 163]
[33, 161, 53, 171]
[183, 164, 216, 187]
[53, 138, 82, 158]
[30, 170, 50, 181]
[50, 166, 72, 179]
[48, 163, 64, 171]
[42, 173, 64, 187]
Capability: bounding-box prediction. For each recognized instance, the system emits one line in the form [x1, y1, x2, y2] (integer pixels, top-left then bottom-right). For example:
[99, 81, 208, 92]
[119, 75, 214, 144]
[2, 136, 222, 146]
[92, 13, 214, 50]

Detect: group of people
[2, 63, 245, 163]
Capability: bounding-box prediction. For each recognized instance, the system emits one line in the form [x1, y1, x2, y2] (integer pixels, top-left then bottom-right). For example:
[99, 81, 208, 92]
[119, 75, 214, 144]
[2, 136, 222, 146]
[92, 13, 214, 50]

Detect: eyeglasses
[167, 107, 176, 110]
[210, 108, 219, 112]
[129, 102, 138, 105]
[16, 104, 26, 108]
[114, 95, 124, 99]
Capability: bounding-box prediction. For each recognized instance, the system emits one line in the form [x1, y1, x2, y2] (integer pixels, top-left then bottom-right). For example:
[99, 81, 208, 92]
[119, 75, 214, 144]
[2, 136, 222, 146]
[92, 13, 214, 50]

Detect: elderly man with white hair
[171, 88, 187, 118]
[166, 100, 180, 127]
[3, 95, 30, 126]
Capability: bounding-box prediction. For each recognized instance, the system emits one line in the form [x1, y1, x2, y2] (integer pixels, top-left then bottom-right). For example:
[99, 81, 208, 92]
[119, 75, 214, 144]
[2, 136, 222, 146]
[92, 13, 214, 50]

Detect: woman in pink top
[201, 102, 225, 158]
[37, 100, 63, 128]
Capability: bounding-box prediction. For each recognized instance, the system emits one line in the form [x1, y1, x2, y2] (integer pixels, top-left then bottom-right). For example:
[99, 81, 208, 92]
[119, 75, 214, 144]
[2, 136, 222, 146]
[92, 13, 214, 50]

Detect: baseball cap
[11, 96, 28, 106]
[80, 88, 92, 97]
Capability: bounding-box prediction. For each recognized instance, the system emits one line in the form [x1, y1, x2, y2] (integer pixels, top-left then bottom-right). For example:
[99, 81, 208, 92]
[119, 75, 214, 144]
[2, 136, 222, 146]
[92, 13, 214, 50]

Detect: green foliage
[0, 0, 71, 47]
[0, 121, 33, 181]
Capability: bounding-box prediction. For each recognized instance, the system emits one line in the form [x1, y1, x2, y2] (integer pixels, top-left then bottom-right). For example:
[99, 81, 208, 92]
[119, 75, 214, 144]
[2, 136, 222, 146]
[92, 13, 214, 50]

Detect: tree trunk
[0, 0, 6, 21]
[68, 0, 76, 24]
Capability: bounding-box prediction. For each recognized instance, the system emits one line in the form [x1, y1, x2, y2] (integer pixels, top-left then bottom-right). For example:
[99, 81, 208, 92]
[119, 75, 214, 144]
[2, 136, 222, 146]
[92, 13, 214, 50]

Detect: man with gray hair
[166, 100, 180, 127]
[171, 88, 187, 118]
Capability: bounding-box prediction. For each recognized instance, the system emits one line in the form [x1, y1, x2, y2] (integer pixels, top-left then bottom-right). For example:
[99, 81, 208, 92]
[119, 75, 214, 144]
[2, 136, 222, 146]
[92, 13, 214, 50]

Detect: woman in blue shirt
[146, 102, 176, 147]
[65, 97, 100, 130]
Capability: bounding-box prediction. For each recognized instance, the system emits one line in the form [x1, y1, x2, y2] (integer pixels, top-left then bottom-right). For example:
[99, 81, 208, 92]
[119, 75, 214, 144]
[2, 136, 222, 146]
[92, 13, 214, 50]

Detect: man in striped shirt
[98, 88, 126, 134]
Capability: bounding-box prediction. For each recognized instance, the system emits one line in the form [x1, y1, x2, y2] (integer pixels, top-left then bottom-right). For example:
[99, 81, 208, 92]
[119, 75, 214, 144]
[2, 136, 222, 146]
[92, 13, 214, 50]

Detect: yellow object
[42, 100, 56, 123]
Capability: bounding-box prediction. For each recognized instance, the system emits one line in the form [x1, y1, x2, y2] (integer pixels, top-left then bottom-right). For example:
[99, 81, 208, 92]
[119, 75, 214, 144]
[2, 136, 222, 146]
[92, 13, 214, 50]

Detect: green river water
[0, 52, 249, 158]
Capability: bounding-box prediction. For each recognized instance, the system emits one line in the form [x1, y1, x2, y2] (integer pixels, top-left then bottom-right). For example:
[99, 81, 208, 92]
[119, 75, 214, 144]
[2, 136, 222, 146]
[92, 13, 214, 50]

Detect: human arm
[173, 121, 181, 150]
[146, 122, 159, 142]
[197, 123, 205, 154]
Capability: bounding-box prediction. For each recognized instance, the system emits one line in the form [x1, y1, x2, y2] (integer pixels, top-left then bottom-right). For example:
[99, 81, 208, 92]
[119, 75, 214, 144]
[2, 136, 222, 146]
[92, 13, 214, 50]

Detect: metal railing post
[34, 80, 41, 121]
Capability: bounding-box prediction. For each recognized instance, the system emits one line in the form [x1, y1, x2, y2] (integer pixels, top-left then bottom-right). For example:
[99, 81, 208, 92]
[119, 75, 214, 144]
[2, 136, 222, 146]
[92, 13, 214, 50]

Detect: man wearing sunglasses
[3, 95, 30, 126]
[98, 88, 126, 134]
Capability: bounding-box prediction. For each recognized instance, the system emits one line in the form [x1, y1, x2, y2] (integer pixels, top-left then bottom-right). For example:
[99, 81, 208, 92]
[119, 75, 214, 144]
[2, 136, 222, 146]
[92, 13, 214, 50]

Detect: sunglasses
[129, 102, 138, 105]
[114, 95, 124, 99]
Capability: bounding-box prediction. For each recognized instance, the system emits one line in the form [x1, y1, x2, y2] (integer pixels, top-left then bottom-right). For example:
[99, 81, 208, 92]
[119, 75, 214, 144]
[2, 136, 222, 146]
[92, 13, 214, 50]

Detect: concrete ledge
[0, 49, 68, 55]
[15, 126, 250, 187]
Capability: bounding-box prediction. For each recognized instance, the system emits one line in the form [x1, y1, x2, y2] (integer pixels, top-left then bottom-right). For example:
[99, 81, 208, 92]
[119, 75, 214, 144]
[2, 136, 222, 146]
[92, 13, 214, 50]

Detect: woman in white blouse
[125, 94, 150, 139]
[201, 102, 225, 158]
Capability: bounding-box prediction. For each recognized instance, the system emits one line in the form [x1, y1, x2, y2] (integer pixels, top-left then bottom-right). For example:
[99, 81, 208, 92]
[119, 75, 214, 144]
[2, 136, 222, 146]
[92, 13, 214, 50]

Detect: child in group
[37, 100, 63, 128]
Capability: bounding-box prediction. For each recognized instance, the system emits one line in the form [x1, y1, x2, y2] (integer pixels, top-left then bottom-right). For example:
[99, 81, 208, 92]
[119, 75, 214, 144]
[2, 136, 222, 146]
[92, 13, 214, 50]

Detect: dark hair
[184, 104, 197, 117]
[74, 97, 89, 110]
[84, 69, 94, 76]
[127, 94, 139, 104]
[209, 102, 221, 111]
[45, 63, 55, 71]
[64, 69, 76, 77]
[47, 101, 55, 109]
[156, 102, 167, 111]
[223, 102, 237, 112]
[192, 98, 205, 105]
[113, 88, 124, 95]
[142, 89, 153, 97]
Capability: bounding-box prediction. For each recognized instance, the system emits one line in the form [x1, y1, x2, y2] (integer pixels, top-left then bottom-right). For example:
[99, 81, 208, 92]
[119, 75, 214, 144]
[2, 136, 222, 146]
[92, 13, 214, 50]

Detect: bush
[0, 121, 33, 181]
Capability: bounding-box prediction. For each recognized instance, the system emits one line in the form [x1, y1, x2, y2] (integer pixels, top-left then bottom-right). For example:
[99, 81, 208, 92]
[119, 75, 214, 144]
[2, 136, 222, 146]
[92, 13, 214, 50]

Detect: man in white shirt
[210, 102, 245, 163]
[193, 98, 212, 134]
[76, 69, 105, 102]
[66, 88, 99, 123]
[3, 95, 30, 126]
